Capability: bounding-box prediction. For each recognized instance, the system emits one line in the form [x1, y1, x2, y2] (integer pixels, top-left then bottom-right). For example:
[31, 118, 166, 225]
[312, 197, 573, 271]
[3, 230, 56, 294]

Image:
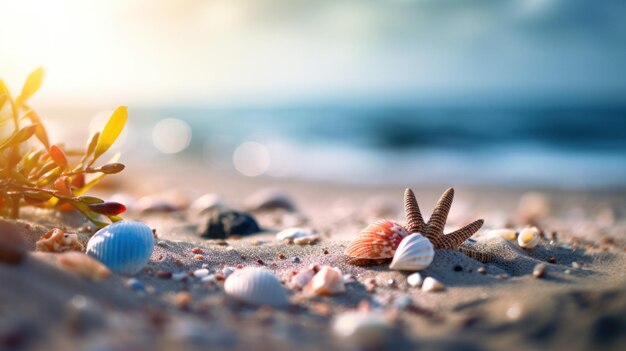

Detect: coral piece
[36, 228, 85, 253]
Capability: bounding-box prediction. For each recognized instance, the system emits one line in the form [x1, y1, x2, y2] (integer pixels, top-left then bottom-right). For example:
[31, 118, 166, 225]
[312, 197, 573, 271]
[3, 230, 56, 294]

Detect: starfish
[404, 187, 495, 263]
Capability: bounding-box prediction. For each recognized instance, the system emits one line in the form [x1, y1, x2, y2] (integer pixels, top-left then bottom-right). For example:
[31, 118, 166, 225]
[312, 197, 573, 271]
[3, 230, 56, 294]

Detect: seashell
[406, 272, 423, 287]
[345, 220, 409, 259]
[517, 227, 540, 249]
[332, 311, 394, 346]
[422, 277, 445, 292]
[304, 266, 346, 296]
[86, 221, 154, 275]
[389, 233, 434, 271]
[224, 267, 288, 307]
[486, 228, 517, 241]
[36, 228, 84, 253]
[57, 252, 111, 281]
[0, 221, 27, 265]
[275, 227, 312, 242]
[291, 268, 316, 289]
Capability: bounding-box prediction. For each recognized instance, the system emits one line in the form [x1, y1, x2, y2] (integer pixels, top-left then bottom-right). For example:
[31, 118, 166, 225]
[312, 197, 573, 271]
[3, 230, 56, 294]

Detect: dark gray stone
[198, 208, 261, 239]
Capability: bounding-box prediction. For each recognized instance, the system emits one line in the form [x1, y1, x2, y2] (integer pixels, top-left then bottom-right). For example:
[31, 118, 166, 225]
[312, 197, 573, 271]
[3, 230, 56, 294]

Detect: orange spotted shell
[344, 220, 409, 259]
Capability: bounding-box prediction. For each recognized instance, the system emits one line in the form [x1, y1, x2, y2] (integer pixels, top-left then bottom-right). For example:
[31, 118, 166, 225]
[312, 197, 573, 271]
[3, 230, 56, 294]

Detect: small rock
[564, 269, 572, 275]
[157, 271, 172, 279]
[422, 277, 445, 292]
[57, 252, 110, 281]
[293, 235, 320, 245]
[407, 273, 423, 287]
[194, 254, 204, 261]
[175, 292, 192, 310]
[193, 268, 210, 278]
[572, 261, 581, 269]
[191, 247, 203, 254]
[201, 274, 216, 283]
[292, 256, 301, 264]
[453, 265, 463, 272]
[278, 253, 286, 260]
[548, 257, 557, 264]
[533, 263, 547, 278]
[387, 279, 397, 288]
[197, 209, 261, 239]
[477, 267, 487, 274]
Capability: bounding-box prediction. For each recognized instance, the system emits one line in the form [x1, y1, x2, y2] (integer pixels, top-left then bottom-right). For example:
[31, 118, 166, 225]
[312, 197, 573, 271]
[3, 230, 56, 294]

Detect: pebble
[191, 247, 203, 254]
[222, 266, 235, 277]
[197, 208, 261, 239]
[175, 292, 192, 310]
[275, 228, 312, 242]
[0, 221, 27, 264]
[202, 263, 209, 269]
[126, 278, 146, 293]
[533, 263, 547, 278]
[453, 265, 463, 272]
[157, 271, 172, 279]
[293, 235, 320, 245]
[386, 279, 397, 288]
[564, 269, 572, 275]
[572, 261, 581, 269]
[477, 267, 487, 274]
[193, 268, 210, 278]
[407, 273, 423, 287]
[193, 254, 204, 261]
[292, 257, 301, 264]
[548, 257, 557, 264]
[422, 277, 445, 292]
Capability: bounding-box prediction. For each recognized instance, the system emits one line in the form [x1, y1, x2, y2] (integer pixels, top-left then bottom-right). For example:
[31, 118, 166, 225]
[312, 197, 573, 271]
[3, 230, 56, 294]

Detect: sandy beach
[2, 161, 626, 351]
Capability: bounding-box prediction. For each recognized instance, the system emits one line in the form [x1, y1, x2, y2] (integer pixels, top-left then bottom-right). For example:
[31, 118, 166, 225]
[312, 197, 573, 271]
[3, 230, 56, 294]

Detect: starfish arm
[459, 246, 496, 263]
[440, 219, 484, 249]
[425, 187, 454, 238]
[404, 188, 425, 234]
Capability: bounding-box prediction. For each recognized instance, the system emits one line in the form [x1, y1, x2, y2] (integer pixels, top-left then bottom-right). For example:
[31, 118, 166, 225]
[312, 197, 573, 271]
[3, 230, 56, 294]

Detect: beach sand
[1, 162, 626, 351]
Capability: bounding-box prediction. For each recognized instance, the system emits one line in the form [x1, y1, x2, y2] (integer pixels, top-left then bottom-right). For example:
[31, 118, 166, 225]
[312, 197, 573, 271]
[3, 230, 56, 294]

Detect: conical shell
[224, 267, 288, 307]
[345, 220, 409, 259]
[389, 233, 434, 271]
[86, 221, 154, 275]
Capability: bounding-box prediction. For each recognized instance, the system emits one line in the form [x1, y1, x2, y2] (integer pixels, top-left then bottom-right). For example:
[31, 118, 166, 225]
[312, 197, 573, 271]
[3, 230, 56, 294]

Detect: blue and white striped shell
[224, 267, 288, 307]
[389, 233, 434, 271]
[86, 221, 154, 275]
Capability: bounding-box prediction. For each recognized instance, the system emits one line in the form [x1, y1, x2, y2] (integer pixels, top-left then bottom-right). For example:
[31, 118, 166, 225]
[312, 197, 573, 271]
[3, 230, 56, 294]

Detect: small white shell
[389, 233, 434, 271]
[517, 227, 540, 249]
[224, 268, 288, 307]
[406, 273, 423, 287]
[304, 266, 346, 296]
[422, 277, 445, 292]
[487, 228, 517, 241]
[86, 221, 154, 275]
[332, 311, 393, 345]
[275, 228, 312, 242]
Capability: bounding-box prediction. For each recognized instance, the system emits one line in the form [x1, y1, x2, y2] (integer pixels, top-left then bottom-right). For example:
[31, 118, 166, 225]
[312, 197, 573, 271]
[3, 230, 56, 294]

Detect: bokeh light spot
[233, 141, 271, 177]
[152, 118, 192, 154]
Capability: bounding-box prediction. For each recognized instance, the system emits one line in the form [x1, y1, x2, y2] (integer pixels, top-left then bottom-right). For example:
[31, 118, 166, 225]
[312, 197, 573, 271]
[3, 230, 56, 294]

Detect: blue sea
[127, 104, 626, 188]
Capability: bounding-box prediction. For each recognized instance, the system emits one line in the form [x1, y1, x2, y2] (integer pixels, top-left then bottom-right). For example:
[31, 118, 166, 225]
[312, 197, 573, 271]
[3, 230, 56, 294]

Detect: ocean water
[125, 104, 626, 188]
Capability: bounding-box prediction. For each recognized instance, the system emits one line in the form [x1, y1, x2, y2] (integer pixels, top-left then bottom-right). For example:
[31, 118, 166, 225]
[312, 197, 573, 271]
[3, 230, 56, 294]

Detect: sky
[1, 0, 625, 107]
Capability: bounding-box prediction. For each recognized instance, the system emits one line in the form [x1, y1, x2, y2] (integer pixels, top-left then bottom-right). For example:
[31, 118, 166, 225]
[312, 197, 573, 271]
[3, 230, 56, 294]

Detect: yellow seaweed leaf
[93, 106, 127, 161]
[15, 67, 45, 107]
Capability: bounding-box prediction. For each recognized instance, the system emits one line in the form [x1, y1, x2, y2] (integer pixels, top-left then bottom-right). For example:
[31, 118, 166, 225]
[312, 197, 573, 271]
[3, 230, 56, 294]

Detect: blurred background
[1, 0, 625, 188]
